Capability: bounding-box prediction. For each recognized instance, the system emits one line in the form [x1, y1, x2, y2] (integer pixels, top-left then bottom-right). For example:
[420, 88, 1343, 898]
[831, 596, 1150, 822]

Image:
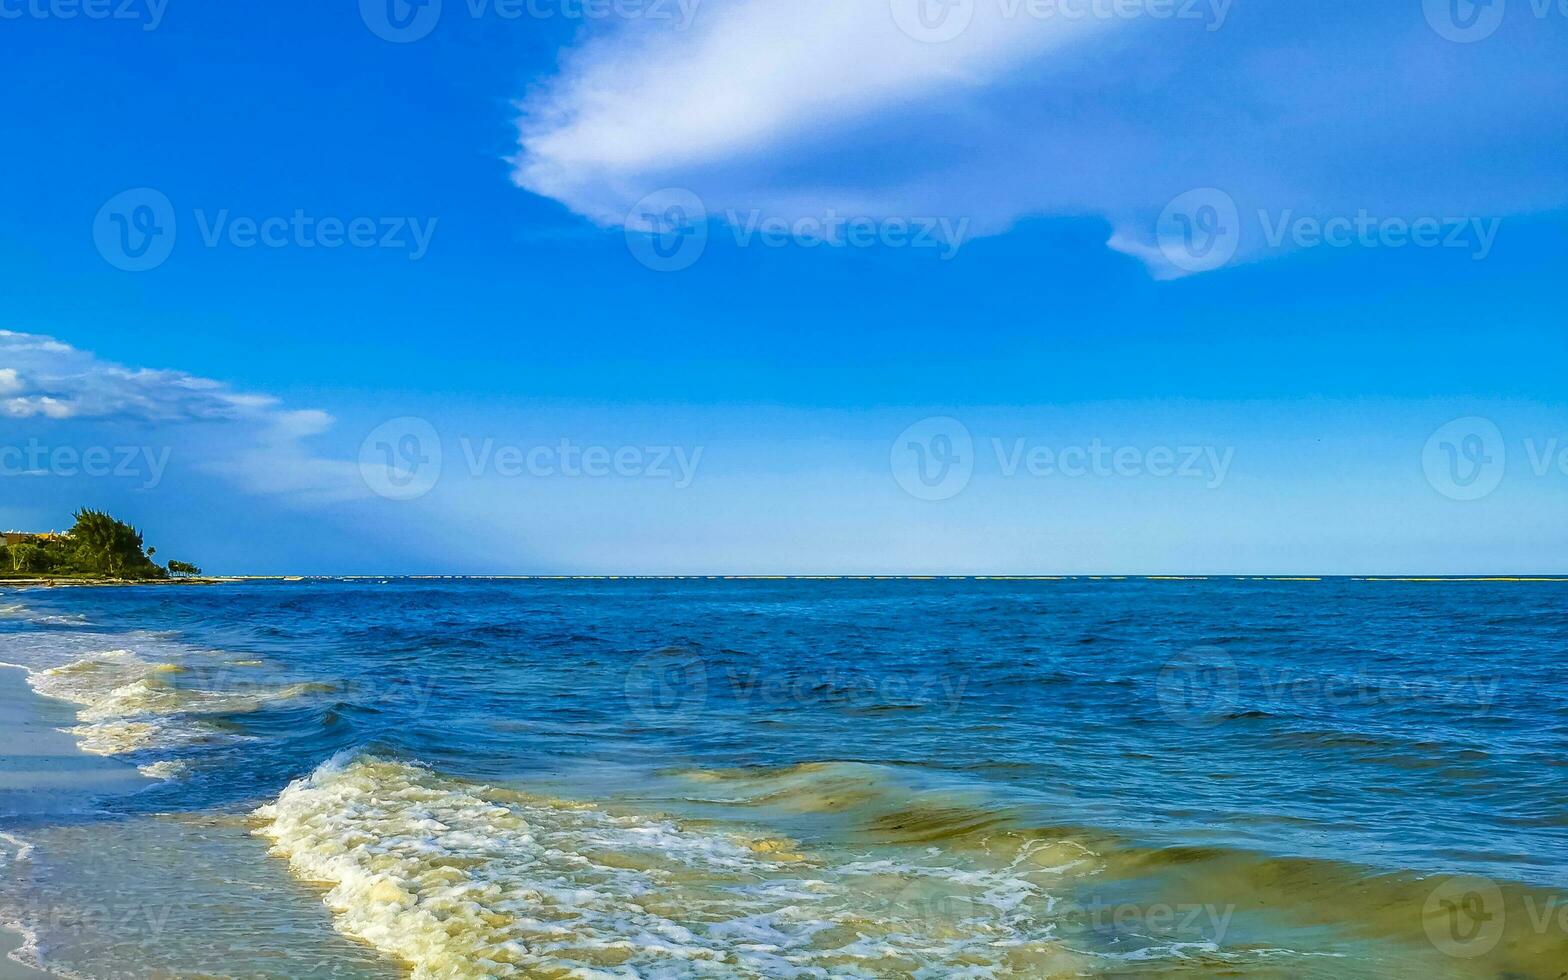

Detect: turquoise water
[0, 579, 1564, 977]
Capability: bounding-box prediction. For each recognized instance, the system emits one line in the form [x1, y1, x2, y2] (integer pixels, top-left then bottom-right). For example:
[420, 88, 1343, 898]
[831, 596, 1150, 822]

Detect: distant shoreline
[0, 576, 240, 588]
[5, 575, 1565, 588]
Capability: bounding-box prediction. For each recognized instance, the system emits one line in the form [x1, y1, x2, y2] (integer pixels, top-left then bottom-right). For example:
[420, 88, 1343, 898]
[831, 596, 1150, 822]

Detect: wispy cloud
[0, 330, 278, 422]
[0, 330, 369, 504]
[512, 0, 1568, 276]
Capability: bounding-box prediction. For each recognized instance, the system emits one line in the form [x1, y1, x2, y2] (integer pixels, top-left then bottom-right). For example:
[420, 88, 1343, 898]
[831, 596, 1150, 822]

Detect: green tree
[68, 510, 165, 579]
[166, 560, 202, 577]
[9, 542, 45, 573]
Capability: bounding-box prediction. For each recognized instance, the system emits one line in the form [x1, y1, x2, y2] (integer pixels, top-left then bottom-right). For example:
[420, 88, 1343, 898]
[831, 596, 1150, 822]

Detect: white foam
[254, 754, 1088, 979]
[5, 636, 327, 777]
[25, 650, 220, 756]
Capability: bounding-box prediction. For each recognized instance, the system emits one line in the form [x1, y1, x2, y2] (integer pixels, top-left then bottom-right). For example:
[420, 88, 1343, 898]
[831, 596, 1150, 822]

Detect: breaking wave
[253, 753, 1093, 979]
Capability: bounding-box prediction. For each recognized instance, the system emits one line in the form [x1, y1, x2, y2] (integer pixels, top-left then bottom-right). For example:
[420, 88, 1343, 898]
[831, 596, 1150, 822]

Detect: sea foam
[254, 753, 1089, 979]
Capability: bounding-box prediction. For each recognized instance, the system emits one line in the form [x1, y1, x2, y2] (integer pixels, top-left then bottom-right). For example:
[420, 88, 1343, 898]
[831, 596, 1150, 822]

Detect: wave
[666, 763, 1568, 978]
[12, 646, 331, 778]
[253, 753, 1094, 979]
[0, 600, 88, 626]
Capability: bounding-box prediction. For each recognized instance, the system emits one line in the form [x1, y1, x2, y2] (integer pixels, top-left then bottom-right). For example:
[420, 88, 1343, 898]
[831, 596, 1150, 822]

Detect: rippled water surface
[1, 579, 1564, 978]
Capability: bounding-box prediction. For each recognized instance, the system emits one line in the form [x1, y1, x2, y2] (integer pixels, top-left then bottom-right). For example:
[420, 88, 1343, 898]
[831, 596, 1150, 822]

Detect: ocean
[0, 578, 1563, 978]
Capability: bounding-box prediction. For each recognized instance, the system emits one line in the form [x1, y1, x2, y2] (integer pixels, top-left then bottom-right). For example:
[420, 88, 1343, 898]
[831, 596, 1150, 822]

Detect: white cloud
[513, 1, 1568, 275]
[0, 330, 371, 504]
[200, 409, 370, 506]
[0, 330, 282, 422]
[513, 0, 1115, 226]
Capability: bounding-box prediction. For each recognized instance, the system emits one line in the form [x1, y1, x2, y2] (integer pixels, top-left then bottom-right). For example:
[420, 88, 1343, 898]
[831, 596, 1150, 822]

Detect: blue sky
[1, 0, 1564, 574]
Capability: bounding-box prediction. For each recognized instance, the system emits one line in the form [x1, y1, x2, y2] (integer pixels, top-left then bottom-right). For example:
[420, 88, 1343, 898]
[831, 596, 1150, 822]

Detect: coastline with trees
[1, 509, 213, 584]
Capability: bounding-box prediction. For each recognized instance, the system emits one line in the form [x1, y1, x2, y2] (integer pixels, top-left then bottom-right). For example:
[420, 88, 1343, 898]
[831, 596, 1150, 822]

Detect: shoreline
[0, 578, 239, 589]
[0, 667, 148, 980]
[8, 575, 1568, 589]
[0, 921, 61, 980]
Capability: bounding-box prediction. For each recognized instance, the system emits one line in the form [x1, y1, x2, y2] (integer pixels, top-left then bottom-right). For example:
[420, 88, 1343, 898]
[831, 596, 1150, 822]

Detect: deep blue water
[3, 578, 1566, 977]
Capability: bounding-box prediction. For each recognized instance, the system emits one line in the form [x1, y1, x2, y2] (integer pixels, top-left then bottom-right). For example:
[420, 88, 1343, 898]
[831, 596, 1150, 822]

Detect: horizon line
[209, 574, 1568, 583]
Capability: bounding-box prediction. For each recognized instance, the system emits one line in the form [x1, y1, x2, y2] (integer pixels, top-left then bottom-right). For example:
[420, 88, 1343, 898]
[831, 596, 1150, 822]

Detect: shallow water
[1, 579, 1564, 977]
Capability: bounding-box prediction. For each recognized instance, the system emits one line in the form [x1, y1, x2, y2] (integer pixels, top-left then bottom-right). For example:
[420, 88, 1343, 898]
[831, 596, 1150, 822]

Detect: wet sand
[0, 666, 151, 979]
[0, 666, 149, 815]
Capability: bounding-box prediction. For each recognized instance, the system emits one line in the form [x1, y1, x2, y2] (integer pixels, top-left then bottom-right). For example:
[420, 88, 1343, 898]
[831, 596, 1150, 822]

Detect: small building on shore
[2, 531, 66, 547]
